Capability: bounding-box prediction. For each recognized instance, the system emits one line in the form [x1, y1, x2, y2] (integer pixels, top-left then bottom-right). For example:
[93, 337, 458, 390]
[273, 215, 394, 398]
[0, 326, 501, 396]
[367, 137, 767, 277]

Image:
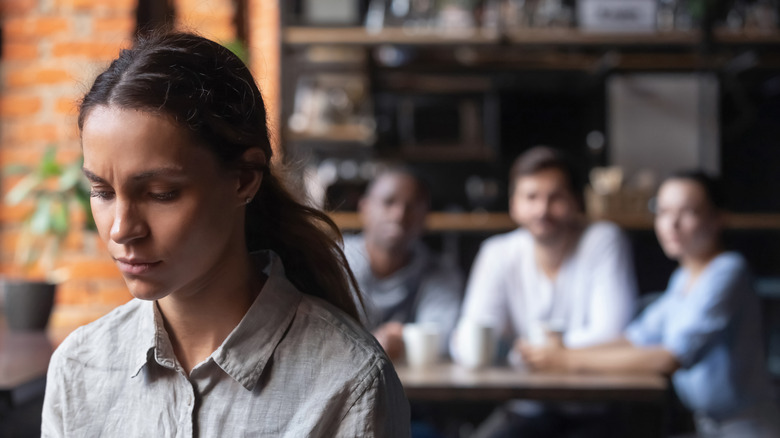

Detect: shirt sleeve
[626, 280, 676, 347]
[41, 343, 68, 437]
[564, 225, 638, 348]
[662, 255, 751, 369]
[335, 358, 411, 437]
[415, 262, 464, 355]
[450, 236, 512, 363]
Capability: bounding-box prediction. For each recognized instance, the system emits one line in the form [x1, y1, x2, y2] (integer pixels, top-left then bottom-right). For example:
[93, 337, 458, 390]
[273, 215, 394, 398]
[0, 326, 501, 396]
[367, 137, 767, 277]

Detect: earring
[245, 197, 252, 205]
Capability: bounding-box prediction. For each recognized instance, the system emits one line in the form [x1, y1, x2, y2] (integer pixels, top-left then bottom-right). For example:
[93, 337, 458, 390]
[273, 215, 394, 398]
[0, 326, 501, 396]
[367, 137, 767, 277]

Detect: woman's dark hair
[508, 146, 585, 211]
[79, 31, 362, 320]
[663, 170, 725, 210]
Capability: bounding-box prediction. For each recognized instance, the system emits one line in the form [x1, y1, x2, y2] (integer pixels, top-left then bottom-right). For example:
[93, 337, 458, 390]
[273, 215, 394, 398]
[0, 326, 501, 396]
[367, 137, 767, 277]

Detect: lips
[114, 257, 162, 275]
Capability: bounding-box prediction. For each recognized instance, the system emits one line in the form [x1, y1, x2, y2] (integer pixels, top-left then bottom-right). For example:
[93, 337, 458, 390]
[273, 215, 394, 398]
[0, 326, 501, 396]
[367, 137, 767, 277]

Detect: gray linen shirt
[42, 251, 410, 437]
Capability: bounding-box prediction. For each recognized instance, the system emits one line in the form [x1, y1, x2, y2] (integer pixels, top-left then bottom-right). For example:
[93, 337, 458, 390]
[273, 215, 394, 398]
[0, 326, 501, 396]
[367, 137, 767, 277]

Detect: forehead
[81, 105, 208, 173]
[657, 179, 709, 207]
[367, 173, 423, 199]
[514, 168, 571, 193]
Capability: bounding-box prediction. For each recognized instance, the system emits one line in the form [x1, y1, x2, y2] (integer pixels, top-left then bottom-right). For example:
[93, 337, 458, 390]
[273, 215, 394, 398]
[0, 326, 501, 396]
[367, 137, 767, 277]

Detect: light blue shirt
[627, 252, 774, 420]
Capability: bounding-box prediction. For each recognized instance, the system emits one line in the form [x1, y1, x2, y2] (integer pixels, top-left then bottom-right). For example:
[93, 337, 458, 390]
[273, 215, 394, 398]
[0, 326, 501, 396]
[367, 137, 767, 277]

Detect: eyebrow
[82, 167, 186, 184]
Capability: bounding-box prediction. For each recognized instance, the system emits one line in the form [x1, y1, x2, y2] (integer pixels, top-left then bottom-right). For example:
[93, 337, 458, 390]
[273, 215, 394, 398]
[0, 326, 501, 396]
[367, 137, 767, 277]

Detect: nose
[387, 201, 408, 222]
[534, 196, 552, 218]
[109, 198, 148, 245]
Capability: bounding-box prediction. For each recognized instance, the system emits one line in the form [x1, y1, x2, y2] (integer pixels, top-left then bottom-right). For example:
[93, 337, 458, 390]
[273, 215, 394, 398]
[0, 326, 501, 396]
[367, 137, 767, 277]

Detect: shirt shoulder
[52, 299, 147, 369]
[478, 228, 528, 258]
[710, 252, 749, 275]
[293, 294, 394, 371]
[582, 221, 625, 243]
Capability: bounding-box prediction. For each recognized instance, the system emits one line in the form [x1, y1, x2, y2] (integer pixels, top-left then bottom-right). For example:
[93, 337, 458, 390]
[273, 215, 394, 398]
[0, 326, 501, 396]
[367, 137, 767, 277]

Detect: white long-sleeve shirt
[454, 221, 638, 363]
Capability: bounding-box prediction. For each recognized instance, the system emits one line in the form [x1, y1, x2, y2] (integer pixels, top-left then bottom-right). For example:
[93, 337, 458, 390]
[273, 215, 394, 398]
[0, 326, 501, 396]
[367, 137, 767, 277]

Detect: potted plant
[2, 146, 94, 331]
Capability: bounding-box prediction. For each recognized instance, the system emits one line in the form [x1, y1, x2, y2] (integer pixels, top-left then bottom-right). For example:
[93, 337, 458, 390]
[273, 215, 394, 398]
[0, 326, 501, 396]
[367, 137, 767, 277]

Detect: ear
[508, 192, 522, 226]
[357, 195, 368, 217]
[236, 148, 265, 204]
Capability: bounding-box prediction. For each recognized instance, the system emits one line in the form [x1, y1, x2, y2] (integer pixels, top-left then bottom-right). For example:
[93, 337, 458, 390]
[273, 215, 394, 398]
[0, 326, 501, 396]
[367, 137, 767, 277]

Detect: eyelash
[89, 190, 114, 200]
[149, 191, 178, 202]
[89, 190, 179, 202]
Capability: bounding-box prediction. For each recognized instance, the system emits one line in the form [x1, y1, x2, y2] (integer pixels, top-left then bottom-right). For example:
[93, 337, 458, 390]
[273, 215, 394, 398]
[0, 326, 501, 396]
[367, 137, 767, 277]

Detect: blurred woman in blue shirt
[521, 171, 780, 437]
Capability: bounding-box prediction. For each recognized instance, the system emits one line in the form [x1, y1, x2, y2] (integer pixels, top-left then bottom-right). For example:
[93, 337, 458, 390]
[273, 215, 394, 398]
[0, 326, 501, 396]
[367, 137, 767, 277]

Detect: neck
[681, 246, 722, 281]
[534, 224, 584, 280]
[365, 239, 412, 279]
[157, 251, 263, 374]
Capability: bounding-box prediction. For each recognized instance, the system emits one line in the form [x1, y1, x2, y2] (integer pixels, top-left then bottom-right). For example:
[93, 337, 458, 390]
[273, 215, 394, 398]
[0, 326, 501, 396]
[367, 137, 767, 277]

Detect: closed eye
[89, 189, 115, 201]
[149, 191, 179, 202]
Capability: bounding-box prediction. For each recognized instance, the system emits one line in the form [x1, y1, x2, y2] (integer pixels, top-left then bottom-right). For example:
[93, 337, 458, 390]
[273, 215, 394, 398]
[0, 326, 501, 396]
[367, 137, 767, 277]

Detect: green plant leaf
[58, 160, 84, 191]
[50, 202, 69, 236]
[5, 173, 42, 205]
[38, 147, 61, 178]
[4, 163, 33, 175]
[29, 196, 53, 235]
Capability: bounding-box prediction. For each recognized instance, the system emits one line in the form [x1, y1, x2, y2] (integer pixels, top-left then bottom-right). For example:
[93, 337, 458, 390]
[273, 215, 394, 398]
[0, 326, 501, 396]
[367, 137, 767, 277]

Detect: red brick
[0, 0, 37, 16]
[52, 41, 122, 60]
[2, 42, 38, 60]
[6, 68, 73, 87]
[0, 122, 59, 144]
[55, 0, 136, 11]
[67, 258, 120, 279]
[55, 96, 81, 115]
[0, 95, 42, 117]
[93, 16, 135, 35]
[4, 17, 70, 41]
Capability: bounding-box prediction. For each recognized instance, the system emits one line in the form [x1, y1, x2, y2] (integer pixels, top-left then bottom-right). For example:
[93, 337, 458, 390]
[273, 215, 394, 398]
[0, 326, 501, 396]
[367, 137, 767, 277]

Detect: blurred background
[1, 0, 779, 367]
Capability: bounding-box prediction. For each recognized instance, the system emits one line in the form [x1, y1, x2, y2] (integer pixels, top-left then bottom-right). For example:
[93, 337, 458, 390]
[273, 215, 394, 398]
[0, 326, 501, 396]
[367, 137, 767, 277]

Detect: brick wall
[0, 0, 137, 328]
[0, 0, 279, 331]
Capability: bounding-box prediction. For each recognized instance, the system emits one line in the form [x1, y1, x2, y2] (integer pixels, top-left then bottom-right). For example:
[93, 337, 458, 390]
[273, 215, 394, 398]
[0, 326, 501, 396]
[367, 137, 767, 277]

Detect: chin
[123, 279, 171, 302]
[660, 247, 683, 261]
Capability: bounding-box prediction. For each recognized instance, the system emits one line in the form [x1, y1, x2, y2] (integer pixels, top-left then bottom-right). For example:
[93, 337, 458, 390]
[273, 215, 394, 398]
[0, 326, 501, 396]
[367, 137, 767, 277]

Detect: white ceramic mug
[402, 323, 440, 368]
[458, 320, 494, 369]
[525, 320, 566, 347]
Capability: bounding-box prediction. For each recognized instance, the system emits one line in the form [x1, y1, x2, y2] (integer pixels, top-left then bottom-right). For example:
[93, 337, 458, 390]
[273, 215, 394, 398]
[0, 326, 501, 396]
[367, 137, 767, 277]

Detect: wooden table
[0, 319, 53, 410]
[396, 362, 668, 403]
[396, 363, 670, 437]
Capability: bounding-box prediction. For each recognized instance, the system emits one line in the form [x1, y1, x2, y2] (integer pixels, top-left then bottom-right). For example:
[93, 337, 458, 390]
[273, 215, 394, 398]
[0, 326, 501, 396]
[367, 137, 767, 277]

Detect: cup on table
[402, 323, 440, 369]
[525, 320, 565, 347]
[458, 321, 494, 369]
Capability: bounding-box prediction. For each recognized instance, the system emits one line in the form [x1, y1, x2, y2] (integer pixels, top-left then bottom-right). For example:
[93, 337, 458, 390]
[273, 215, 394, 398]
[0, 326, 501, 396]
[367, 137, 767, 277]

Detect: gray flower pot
[2, 280, 56, 332]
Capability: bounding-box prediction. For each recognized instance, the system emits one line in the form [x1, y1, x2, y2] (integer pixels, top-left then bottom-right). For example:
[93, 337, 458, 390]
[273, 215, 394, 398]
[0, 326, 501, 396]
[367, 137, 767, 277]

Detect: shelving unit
[329, 211, 780, 232]
[284, 26, 780, 47]
[280, 0, 780, 231]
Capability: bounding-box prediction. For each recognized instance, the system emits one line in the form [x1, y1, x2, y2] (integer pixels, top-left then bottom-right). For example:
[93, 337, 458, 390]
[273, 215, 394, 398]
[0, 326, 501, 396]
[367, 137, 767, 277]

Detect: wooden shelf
[285, 125, 375, 144]
[285, 26, 780, 48]
[284, 26, 500, 46]
[713, 28, 780, 44]
[504, 29, 700, 46]
[329, 211, 780, 232]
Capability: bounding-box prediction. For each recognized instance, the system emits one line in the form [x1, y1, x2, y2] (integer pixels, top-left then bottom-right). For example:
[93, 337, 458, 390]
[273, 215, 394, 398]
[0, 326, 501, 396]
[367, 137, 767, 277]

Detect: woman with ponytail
[42, 32, 409, 437]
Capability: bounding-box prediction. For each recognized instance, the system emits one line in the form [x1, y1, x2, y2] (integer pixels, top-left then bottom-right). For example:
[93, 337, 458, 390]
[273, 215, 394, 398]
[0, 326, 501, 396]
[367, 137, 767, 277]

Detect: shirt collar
[211, 251, 301, 390]
[130, 300, 168, 378]
[129, 250, 302, 390]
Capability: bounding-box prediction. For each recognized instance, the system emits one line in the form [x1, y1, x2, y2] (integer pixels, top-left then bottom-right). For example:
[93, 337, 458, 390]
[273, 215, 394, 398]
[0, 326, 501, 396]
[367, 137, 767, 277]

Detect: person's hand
[373, 322, 405, 361]
[516, 339, 569, 372]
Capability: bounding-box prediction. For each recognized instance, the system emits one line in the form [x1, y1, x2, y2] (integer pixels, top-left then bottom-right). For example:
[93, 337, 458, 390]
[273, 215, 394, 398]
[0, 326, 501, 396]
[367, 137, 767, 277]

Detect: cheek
[90, 201, 114, 241]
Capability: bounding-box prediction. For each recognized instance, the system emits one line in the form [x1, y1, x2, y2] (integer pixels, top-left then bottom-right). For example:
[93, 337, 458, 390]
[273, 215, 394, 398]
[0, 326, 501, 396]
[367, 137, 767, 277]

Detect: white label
[578, 0, 657, 32]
